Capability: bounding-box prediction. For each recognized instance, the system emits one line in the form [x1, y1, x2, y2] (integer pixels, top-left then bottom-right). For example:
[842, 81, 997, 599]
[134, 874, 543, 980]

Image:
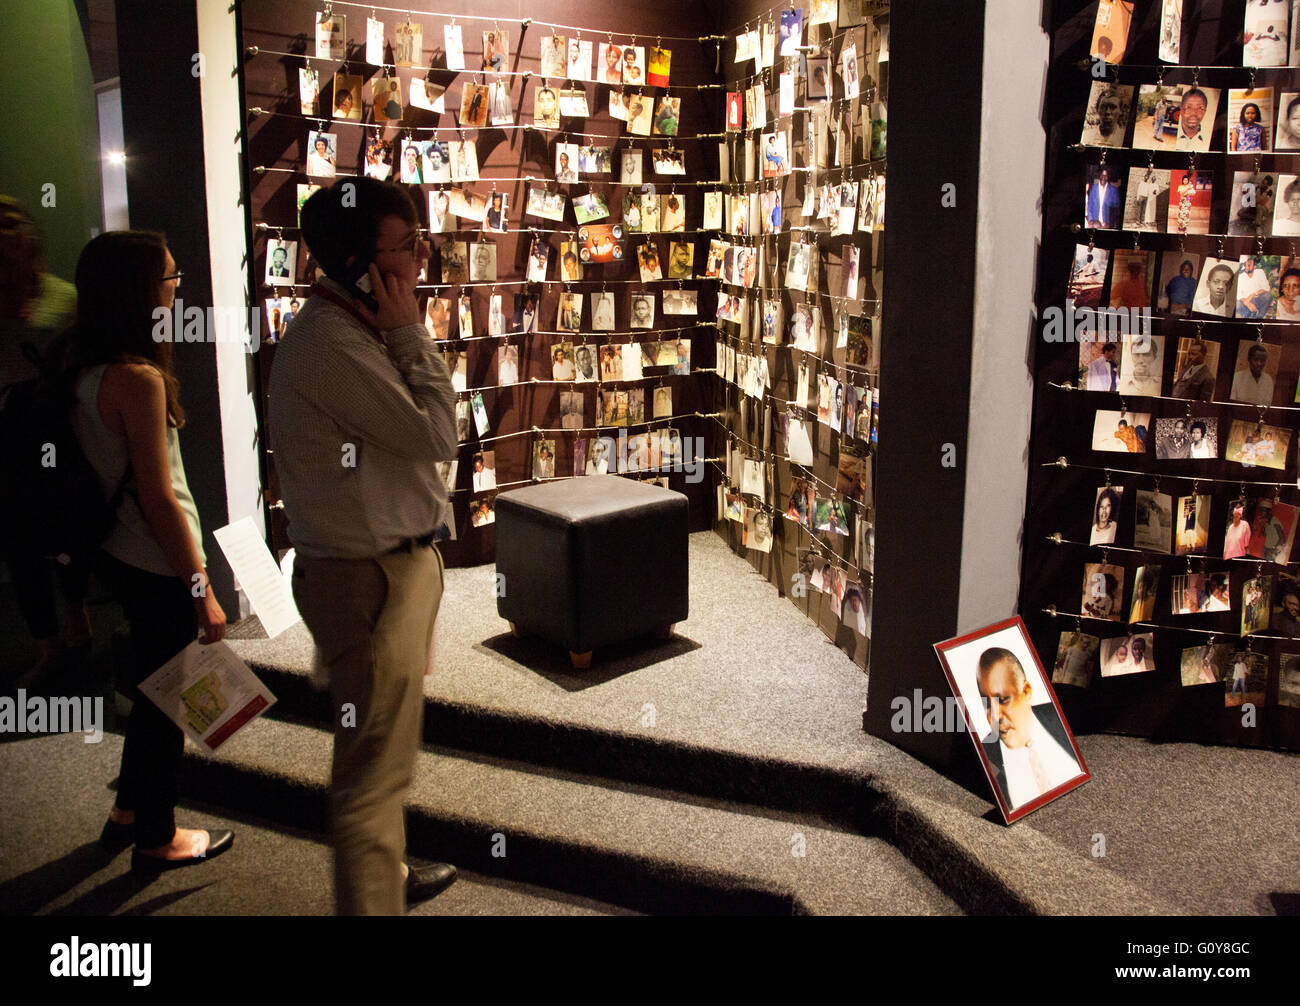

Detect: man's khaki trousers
[291, 544, 444, 915]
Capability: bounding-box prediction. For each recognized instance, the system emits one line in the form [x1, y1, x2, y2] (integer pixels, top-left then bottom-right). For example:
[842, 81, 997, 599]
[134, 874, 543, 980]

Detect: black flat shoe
[99, 818, 134, 853]
[405, 861, 457, 906]
[131, 829, 234, 873]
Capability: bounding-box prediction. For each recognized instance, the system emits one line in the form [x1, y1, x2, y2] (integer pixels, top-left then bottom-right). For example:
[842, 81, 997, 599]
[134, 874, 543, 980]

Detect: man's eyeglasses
[374, 230, 426, 258]
[161, 269, 183, 285]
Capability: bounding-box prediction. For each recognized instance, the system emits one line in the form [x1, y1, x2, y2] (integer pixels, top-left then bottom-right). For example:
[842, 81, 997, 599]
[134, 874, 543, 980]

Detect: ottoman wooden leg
[569, 650, 592, 669]
[656, 624, 676, 640]
[509, 621, 524, 638]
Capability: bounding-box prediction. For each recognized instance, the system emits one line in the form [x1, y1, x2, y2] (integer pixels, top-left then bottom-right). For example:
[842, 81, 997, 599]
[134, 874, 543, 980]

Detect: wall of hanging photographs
[1023, 0, 1300, 749]
[237, 0, 726, 566]
[710, 0, 885, 669]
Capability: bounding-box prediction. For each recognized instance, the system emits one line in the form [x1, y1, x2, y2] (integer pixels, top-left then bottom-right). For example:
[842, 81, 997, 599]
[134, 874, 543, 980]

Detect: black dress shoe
[131, 830, 234, 872]
[99, 817, 134, 853]
[404, 861, 457, 905]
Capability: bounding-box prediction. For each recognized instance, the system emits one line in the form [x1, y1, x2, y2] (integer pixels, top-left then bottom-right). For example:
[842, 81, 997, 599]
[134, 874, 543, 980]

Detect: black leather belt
[385, 530, 438, 554]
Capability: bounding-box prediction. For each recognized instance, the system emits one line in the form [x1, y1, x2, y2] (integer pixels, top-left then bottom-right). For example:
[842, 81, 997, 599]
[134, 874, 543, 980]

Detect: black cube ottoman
[495, 476, 689, 667]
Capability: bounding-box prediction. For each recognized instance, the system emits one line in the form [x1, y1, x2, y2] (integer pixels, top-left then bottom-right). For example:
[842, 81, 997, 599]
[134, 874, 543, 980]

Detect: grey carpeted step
[177, 714, 963, 916]
[0, 733, 635, 916]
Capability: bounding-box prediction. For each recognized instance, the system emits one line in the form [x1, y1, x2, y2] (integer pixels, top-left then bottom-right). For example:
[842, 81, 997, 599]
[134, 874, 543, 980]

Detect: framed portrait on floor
[933, 616, 1091, 824]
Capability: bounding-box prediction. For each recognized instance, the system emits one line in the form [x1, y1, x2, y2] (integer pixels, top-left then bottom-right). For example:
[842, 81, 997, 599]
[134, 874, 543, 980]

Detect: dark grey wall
[116, 0, 237, 612]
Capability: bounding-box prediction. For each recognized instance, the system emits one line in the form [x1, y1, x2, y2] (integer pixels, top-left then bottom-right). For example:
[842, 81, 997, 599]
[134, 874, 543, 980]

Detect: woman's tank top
[72, 364, 205, 577]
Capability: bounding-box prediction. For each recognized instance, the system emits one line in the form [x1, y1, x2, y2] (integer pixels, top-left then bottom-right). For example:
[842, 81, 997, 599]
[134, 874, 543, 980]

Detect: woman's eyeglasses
[161, 268, 183, 285]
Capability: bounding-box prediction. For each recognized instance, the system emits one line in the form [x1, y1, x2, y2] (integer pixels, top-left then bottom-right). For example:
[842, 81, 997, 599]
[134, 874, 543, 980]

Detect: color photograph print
[470, 497, 496, 528]
[533, 440, 556, 480]
[1227, 87, 1273, 150]
[1130, 84, 1187, 151]
[1169, 336, 1218, 401]
[1091, 0, 1135, 63]
[1245, 498, 1298, 564]
[1228, 339, 1281, 405]
[1133, 490, 1172, 553]
[1167, 169, 1212, 234]
[1123, 166, 1170, 231]
[1090, 485, 1123, 545]
[525, 187, 566, 222]
[577, 224, 623, 264]
[1066, 244, 1108, 309]
[1273, 574, 1300, 637]
[1091, 409, 1149, 453]
[1083, 164, 1123, 230]
[471, 391, 489, 436]
[1278, 645, 1300, 708]
[786, 477, 814, 526]
[1157, 252, 1202, 316]
[306, 130, 337, 178]
[1100, 632, 1155, 677]
[1279, 255, 1300, 319]
[1179, 643, 1232, 687]
[1224, 419, 1290, 469]
[1242, 575, 1274, 635]
[1153, 416, 1217, 460]
[331, 72, 362, 121]
[1170, 572, 1227, 614]
[1052, 631, 1099, 688]
[365, 135, 394, 181]
[1173, 493, 1210, 555]
[933, 616, 1089, 823]
[1225, 650, 1268, 707]
[1078, 338, 1120, 390]
[1082, 562, 1125, 621]
[1129, 563, 1161, 622]
[471, 450, 496, 493]
[1109, 250, 1154, 309]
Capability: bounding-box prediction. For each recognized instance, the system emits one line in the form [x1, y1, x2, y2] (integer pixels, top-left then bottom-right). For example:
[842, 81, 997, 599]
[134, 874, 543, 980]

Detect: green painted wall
[0, 1, 102, 279]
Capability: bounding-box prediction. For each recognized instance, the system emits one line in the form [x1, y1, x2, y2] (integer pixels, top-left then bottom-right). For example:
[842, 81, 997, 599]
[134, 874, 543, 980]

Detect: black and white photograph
[265, 238, 296, 287]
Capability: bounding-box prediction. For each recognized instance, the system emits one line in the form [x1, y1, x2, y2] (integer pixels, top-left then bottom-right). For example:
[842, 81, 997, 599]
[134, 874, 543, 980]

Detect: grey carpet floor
[0, 733, 634, 916]
[227, 531, 1300, 915]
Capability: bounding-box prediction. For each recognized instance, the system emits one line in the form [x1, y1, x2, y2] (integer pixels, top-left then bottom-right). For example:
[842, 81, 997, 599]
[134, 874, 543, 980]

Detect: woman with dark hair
[1278, 267, 1300, 320]
[1278, 94, 1300, 150]
[1230, 102, 1266, 152]
[67, 230, 232, 870]
[1091, 486, 1121, 544]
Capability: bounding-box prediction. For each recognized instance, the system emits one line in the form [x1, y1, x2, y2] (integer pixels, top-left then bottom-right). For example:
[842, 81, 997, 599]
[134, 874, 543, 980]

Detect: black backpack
[0, 343, 129, 564]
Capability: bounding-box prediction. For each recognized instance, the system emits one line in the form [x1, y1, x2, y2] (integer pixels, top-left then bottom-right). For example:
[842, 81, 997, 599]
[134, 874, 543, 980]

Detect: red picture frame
[933, 615, 1091, 824]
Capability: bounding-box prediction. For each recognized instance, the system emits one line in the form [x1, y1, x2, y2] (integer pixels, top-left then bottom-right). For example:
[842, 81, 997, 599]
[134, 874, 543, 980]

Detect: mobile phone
[344, 259, 380, 312]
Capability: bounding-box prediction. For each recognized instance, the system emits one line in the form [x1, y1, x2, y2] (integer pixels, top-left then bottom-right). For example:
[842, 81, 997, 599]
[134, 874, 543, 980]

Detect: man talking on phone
[268, 177, 459, 914]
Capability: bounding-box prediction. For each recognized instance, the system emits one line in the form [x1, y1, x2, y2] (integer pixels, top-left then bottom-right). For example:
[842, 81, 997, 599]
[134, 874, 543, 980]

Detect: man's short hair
[1181, 87, 1208, 109]
[300, 177, 418, 282]
[977, 647, 1027, 689]
[1248, 343, 1269, 361]
[1209, 263, 1234, 284]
